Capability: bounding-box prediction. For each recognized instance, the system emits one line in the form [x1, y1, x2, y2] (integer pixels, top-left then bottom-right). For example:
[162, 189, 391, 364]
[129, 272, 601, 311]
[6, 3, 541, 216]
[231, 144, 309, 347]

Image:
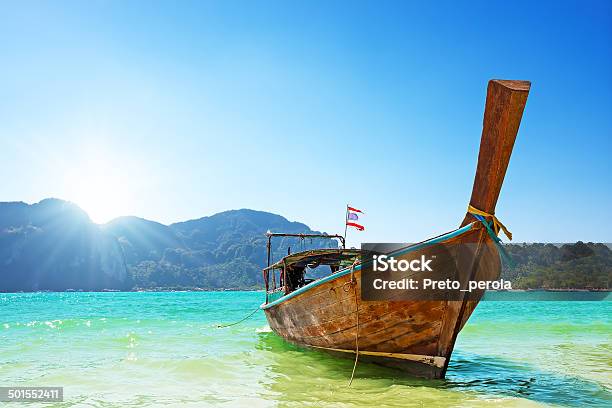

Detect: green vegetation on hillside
[109, 209, 338, 290]
[501, 242, 611, 289]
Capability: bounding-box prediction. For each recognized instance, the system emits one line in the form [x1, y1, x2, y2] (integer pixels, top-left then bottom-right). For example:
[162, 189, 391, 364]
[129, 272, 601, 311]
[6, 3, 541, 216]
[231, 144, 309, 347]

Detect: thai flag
[346, 206, 364, 231]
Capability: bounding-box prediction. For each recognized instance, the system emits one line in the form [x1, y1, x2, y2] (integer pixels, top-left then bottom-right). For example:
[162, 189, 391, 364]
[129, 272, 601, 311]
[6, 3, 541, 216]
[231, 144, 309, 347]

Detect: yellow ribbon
[467, 205, 512, 241]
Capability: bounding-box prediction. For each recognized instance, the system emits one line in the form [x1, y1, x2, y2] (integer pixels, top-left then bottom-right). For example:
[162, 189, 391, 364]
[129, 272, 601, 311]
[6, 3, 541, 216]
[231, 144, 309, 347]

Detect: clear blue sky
[1, 0, 610, 244]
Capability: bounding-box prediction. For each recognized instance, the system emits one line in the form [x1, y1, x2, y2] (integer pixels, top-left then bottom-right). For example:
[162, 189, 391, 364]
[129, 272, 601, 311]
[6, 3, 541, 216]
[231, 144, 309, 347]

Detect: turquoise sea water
[0, 292, 610, 407]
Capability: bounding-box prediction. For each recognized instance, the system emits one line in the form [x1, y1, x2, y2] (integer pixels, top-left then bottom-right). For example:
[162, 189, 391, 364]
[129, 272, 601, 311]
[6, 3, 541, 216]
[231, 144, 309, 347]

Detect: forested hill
[106, 209, 337, 289]
[0, 199, 609, 291]
[0, 199, 337, 291]
[501, 242, 611, 289]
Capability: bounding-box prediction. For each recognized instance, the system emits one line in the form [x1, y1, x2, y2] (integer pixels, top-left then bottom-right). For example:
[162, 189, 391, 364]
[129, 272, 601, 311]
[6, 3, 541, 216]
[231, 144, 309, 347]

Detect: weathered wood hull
[263, 223, 500, 378]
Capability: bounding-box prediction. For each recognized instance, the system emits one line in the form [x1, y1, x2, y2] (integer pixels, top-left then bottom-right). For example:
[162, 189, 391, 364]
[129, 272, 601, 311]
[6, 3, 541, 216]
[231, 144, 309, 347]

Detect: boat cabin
[262, 233, 361, 303]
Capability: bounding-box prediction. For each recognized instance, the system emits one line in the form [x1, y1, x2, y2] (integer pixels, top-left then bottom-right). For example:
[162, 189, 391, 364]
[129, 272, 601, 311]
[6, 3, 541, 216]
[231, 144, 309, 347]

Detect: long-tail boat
[260, 79, 530, 379]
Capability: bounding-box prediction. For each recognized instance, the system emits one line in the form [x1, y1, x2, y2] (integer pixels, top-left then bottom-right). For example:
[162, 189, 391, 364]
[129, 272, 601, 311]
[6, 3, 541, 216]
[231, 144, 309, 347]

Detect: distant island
[0, 199, 609, 292]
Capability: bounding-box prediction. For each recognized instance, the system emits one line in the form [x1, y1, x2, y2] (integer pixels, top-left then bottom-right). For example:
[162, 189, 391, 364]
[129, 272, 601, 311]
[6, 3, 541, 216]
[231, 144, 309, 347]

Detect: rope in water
[216, 306, 260, 328]
[220, 259, 362, 385]
[343, 259, 360, 387]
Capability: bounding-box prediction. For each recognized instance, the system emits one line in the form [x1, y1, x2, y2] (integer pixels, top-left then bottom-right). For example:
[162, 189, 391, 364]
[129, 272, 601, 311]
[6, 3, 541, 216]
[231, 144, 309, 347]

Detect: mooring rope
[343, 259, 360, 387]
[216, 306, 260, 328]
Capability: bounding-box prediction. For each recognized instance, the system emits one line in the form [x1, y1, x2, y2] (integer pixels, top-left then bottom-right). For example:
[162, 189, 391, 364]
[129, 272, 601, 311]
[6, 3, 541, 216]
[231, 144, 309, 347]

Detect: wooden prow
[461, 79, 530, 227]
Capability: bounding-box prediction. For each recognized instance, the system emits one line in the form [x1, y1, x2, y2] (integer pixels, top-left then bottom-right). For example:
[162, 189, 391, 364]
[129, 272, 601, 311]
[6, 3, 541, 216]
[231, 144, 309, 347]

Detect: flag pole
[343, 204, 348, 248]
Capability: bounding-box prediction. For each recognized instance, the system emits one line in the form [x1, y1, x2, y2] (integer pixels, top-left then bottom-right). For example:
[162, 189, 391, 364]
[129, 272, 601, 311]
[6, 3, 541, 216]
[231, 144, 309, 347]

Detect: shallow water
[0, 292, 610, 407]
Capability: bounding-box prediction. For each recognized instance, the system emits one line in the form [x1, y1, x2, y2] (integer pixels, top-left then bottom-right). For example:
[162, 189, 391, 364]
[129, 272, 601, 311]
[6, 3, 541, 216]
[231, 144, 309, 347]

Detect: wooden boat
[260, 79, 531, 379]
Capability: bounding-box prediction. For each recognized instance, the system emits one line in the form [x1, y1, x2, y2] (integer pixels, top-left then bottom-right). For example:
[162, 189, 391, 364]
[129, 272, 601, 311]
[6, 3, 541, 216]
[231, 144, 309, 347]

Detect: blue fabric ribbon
[471, 213, 514, 267]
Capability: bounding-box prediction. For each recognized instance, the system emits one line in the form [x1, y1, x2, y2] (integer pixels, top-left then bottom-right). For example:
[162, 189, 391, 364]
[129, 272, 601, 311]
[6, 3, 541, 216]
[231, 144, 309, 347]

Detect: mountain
[110, 209, 337, 289]
[5, 199, 607, 292]
[0, 199, 337, 291]
[103, 216, 184, 265]
[0, 199, 128, 291]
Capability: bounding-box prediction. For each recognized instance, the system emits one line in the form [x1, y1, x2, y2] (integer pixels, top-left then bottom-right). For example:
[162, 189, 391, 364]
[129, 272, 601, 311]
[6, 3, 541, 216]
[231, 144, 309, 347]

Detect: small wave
[256, 325, 272, 333]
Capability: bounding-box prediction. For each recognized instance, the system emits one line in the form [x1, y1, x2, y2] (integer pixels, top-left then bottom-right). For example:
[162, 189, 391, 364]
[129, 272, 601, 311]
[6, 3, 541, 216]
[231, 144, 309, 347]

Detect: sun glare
[65, 157, 133, 224]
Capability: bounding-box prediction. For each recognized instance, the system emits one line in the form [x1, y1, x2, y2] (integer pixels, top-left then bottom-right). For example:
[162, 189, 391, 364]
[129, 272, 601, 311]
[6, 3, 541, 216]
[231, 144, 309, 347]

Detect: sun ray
[62, 153, 134, 224]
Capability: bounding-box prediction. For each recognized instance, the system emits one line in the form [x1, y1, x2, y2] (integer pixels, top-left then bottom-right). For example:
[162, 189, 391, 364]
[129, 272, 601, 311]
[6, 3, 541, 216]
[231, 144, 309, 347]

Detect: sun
[64, 157, 133, 224]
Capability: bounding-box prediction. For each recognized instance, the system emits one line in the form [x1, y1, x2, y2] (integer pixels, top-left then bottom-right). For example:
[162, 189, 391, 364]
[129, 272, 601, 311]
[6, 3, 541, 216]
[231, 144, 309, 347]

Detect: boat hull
[262, 223, 500, 378]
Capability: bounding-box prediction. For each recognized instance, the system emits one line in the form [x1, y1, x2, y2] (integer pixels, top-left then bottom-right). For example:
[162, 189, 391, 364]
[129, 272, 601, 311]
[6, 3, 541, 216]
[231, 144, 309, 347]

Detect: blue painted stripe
[261, 223, 473, 310]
